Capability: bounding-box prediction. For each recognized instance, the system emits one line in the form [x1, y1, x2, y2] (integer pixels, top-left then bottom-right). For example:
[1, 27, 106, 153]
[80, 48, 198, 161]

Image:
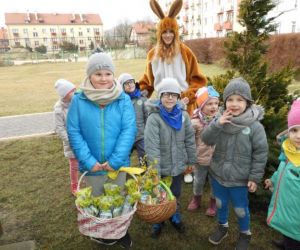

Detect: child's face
[90, 69, 114, 89]
[63, 89, 75, 103]
[160, 92, 179, 111]
[289, 126, 300, 149]
[201, 98, 219, 116]
[225, 94, 247, 116]
[123, 79, 136, 93]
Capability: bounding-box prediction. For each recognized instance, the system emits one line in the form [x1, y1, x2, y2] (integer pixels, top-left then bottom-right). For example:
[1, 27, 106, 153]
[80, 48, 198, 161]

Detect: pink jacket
[191, 117, 215, 166]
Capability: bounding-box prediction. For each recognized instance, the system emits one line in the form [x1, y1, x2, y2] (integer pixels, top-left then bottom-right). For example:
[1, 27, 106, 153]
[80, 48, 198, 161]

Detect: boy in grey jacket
[54, 79, 78, 195]
[118, 73, 148, 166]
[144, 77, 197, 239]
[202, 78, 268, 250]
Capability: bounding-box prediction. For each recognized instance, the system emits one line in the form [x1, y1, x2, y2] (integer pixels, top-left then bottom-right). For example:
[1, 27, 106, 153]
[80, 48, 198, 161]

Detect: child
[118, 73, 148, 166]
[187, 86, 220, 217]
[264, 99, 300, 250]
[201, 77, 268, 250]
[67, 52, 136, 248]
[54, 79, 78, 195]
[144, 77, 197, 238]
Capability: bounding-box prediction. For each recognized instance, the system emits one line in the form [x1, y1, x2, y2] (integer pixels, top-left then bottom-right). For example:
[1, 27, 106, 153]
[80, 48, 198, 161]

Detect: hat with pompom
[288, 99, 300, 130]
[195, 86, 220, 108]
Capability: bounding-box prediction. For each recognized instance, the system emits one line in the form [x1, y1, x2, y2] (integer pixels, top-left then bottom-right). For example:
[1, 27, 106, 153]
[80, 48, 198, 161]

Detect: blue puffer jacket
[67, 91, 137, 176]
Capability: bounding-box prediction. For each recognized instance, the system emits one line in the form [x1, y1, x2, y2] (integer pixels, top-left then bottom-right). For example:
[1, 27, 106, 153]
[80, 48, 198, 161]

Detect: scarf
[80, 77, 122, 105]
[193, 108, 214, 126]
[216, 105, 265, 134]
[159, 103, 182, 131]
[128, 88, 141, 99]
[282, 139, 300, 166]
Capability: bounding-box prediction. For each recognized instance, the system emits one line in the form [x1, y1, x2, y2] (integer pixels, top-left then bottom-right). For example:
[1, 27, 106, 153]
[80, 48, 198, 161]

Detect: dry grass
[0, 136, 279, 250]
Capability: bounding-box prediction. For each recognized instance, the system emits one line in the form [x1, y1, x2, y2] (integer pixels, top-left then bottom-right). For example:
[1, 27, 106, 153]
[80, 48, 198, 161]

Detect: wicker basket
[136, 199, 177, 223]
[76, 171, 136, 239]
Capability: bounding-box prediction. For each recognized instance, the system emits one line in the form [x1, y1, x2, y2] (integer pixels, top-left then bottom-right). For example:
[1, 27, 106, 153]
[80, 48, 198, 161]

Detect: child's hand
[219, 110, 232, 125]
[182, 97, 189, 105]
[264, 179, 273, 190]
[101, 162, 114, 171]
[184, 165, 194, 174]
[247, 181, 257, 193]
[91, 162, 103, 172]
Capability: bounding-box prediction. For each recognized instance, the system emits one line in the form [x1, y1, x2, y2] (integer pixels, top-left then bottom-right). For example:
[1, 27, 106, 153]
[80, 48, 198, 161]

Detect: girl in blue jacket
[67, 52, 136, 248]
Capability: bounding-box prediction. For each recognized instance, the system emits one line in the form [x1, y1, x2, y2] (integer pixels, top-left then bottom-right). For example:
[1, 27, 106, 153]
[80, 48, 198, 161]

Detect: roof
[132, 22, 155, 34]
[5, 13, 102, 25]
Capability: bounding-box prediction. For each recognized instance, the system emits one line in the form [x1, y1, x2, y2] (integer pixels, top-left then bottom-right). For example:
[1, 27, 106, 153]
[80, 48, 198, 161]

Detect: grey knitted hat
[86, 52, 115, 76]
[223, 77, 253, 102]
[156, 78, 182, 98]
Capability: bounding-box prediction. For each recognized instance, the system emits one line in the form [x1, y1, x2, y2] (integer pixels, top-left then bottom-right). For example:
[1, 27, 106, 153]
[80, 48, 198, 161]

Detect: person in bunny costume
[139, 0, 207, 116]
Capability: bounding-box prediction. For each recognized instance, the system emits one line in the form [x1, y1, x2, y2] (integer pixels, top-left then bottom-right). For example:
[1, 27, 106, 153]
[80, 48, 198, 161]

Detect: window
[12, 28, 19, 33]
[43, 38, 48, 42]
[79, 31, 83, 36]
[292, 21, 296, 33]
[61, 28, 66, 33]
[33, 32, 38, 37]
[79, 39, 84, 44]
[50, 28, 56, 33]
[42, 29, 46, 34]
[23, 29, 28, 34]
[34, 41, 39, 46]
[70, 28, 74, 33]
[87, 28, 90, 33]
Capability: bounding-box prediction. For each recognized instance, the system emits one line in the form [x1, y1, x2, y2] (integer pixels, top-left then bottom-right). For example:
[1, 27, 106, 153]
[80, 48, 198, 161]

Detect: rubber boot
[187, 195, 201, 211]
[205, 198, 216, 216]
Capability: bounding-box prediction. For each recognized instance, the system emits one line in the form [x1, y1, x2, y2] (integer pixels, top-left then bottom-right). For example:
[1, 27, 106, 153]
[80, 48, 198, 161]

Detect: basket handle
[76, 169, 140, 193]
[159, 180, 175, 200]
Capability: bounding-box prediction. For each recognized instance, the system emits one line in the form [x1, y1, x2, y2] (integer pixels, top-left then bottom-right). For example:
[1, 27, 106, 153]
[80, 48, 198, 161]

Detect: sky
[0, 0, 155, 30]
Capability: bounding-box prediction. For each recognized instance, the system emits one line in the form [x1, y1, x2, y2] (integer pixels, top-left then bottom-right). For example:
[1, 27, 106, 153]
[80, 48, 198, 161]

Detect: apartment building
[162, 0, 299, 40]
[4, 12, 103, 52]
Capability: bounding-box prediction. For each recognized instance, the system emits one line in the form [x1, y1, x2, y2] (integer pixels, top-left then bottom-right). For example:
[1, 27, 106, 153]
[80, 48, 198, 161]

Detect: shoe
[151, 223, 163, 239]
[90, 237, 117, 245]
[205, 198, 217, 216]
[187, 195, 201, 211]
[208, 224, 228, 245]
[184, 173, 193, 183]
[235, 232, 251, 250]
[118, 232, 132, 248]
[271, 238, 285, 249]
[170, 220, 185, 233]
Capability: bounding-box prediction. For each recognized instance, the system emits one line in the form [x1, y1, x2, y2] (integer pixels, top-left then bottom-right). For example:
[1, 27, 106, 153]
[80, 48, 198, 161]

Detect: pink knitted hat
[288, 99, 300, 130]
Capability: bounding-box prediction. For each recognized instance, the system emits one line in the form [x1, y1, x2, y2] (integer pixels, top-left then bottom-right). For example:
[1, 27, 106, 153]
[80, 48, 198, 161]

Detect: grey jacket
[131, 96, 148, 142]
[201, 105, 268, 187]
[144, 100, 197, 176]
[54, 100, 75, 158]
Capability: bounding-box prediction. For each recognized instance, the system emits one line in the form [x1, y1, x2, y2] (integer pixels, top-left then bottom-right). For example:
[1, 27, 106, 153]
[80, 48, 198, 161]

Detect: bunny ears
[150, 0, 183, 19]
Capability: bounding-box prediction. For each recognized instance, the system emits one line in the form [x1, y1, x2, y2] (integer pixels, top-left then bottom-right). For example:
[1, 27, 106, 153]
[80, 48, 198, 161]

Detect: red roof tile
[5, 13, 102, 25]
[132, 22, 155, 34]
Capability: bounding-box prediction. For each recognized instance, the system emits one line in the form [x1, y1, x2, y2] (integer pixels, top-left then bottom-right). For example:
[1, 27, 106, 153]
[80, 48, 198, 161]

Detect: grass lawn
[2, 59, 299, 117]
[0, 136, 279, 249]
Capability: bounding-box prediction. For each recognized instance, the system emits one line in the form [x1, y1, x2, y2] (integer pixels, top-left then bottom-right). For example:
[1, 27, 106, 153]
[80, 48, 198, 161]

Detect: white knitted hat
[54, 79, 75, 98]
[118, 73, 135, 89]
[156, 78, 182, 98]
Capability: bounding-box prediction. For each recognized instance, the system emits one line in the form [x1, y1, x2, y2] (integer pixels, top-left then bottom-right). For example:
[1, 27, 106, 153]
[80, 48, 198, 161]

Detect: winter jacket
[191, 117, 215, 166]
[267, 138, 300, 241]
[201, 105, 268, 187]
[54, 100, 75, 158]
[131, 96, 148, 142]
[67, 91, 136, 176]
[144, 100, 197, 176]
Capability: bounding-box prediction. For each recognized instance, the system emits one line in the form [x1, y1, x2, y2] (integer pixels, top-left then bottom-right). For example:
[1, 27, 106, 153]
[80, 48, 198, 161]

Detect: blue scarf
[159, 103, 182, 131]
[128, 88, 141, 99]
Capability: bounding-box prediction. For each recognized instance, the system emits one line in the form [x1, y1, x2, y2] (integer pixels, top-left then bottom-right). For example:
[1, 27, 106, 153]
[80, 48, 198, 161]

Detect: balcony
[13, 33, 19, 37]
[217, 6, 224, 13]
[214, 23, 222, 31]
[184, 1, 189, 9]
[51, 32, 57, 36]
[95, 31, 100, 35]
[182, 15, 189, 23]
[223, 21, 233, 30]
[61, 32, 67, 36]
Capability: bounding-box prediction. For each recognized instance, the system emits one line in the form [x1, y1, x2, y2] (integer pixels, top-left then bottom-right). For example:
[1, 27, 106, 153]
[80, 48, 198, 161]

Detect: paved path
[0, 112, 55, 141]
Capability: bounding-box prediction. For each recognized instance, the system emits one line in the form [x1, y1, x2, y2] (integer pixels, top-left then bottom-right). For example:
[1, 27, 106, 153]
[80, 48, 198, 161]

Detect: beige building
[130, 21, 155, 48]
[5, 12, 103, 52]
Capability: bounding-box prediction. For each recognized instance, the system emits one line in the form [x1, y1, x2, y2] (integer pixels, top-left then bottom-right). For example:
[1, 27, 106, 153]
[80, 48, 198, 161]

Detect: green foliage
[60, 41, 78, 53]
[211, 0, 295, 179]
[35, 45, 47, 54]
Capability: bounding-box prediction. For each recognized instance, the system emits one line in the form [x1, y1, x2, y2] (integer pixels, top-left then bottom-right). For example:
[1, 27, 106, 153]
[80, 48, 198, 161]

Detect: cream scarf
[80, 77, 122, 105]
